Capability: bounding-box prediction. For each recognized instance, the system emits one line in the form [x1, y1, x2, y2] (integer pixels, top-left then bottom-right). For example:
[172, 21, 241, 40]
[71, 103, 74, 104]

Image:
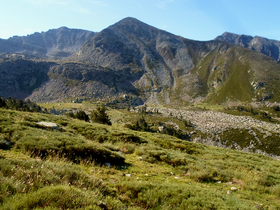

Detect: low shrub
[2, 185, 105, 210]
[115, 181, 254, 210]
[13, 128, 125, 165]
[70, 121, 145, 144]
[0, 158, 108, 204]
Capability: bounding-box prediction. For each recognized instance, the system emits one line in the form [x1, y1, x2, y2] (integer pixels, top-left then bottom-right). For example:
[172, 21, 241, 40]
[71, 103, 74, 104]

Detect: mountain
[68, 17, 222, 104]
[0, 27, 95, 59]
[69, 17, 280, 105]
[1, 17, 280, 105]
[215, 32, 280, 62]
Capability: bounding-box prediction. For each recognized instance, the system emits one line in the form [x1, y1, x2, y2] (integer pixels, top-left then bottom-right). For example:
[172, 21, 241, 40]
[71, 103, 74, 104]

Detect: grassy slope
[1, 108, 280, 209]
[173, 45, 280, 106]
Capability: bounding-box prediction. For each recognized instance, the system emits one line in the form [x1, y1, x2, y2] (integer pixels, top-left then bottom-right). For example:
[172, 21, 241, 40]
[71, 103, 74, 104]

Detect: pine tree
[0, 97, 7, 108]
[91, 105, 112, 125]
[75, 111, 90, 122]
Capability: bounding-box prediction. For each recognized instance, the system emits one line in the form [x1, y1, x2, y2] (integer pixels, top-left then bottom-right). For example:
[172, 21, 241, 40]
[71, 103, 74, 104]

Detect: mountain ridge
[0, 27, 95, 59]
[215, 32, 280, 61]
[1, 17, 280, 105]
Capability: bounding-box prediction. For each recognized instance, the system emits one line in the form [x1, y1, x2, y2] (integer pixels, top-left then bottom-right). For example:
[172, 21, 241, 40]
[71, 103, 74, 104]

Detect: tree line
[0, 96, 112, 125]
[66, 104, 112, 125]
[0, 97, 43, 112]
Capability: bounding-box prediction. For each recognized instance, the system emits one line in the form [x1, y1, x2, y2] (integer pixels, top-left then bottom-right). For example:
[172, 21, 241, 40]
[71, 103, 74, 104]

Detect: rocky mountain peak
[215, 32, 280, 61]
[0, 27, 95, 59]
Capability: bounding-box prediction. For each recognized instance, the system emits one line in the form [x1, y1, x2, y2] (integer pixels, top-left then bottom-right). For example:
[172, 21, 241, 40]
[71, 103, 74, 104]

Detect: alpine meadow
[1, 17, 280, 209]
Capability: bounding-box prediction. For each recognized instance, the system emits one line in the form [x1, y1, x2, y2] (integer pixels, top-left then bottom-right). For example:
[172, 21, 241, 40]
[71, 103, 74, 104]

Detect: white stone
[227, 190, 232, 194]
[36, 122, 59, 130]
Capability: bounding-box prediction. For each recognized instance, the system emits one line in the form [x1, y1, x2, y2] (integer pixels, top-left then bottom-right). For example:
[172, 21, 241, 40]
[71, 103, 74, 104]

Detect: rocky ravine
[147, 107, 280, 159]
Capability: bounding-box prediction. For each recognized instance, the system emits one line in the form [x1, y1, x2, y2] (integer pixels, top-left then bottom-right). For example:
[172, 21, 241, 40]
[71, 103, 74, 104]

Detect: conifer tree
[91, 105, 112, 125]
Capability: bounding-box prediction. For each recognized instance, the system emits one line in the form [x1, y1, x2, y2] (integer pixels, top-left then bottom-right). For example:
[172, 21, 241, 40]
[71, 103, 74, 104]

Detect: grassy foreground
[1, 108, 280, 209]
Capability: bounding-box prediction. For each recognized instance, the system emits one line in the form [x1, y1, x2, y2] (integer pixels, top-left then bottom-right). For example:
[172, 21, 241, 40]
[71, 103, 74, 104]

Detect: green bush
[2, 185, 103, 210]
[69, 121, 145, 144]
[91, 105, 112, 125]
[66, 111, 89, 122]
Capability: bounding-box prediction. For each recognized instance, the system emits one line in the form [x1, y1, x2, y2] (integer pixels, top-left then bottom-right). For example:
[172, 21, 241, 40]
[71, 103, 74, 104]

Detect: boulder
[36, 122, 59, 130]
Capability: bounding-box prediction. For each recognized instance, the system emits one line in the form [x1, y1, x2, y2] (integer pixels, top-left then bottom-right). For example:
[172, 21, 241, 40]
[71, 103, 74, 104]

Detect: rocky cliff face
[0, 58, 54, 99]
[215, 32, 280, 61]
[0, 27, 95, 59]
[72, 18, 223, 103]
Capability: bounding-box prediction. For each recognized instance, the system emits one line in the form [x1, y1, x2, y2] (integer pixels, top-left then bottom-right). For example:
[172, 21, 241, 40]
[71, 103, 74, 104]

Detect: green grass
[1, 108, 280, 209]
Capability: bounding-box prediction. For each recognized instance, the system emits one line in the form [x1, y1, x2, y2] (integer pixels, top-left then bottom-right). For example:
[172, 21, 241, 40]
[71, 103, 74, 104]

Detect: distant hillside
[0, 58, 54, 99]
[0, 27, 95, 59]
[215, 32, 280, 61]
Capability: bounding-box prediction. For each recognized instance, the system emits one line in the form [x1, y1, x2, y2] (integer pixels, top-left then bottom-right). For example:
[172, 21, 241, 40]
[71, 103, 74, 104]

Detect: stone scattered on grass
[231, 187, 238, 191]
[36, 122, 59, 130]
[126, 174, 132, 177]
[227, 190, 232, 194]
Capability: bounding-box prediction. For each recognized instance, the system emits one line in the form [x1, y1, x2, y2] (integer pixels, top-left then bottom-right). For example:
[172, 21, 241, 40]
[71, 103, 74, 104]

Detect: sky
[1, 0, 280, 41]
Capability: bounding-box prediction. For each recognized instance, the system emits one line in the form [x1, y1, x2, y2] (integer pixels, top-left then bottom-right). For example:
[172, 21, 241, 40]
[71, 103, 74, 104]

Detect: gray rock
[105, 163, 111, 167]
[36, 122, 59, 130]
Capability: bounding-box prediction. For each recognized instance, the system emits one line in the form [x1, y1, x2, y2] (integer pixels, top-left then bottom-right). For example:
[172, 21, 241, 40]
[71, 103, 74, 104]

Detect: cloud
[156, 0, 175, 9]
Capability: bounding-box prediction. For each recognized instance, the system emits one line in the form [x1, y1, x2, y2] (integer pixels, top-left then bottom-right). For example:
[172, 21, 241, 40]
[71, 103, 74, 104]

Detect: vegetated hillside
[175, 44, 280, 105]
[0, 27, 95, 59]
[1, 107, 280, 209]
[215, 32, 280, 61]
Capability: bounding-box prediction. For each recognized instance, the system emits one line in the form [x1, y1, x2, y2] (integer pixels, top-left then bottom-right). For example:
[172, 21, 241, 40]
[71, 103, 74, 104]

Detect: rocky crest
[215, 32, 280, 61]
[0, 27, 95, 59]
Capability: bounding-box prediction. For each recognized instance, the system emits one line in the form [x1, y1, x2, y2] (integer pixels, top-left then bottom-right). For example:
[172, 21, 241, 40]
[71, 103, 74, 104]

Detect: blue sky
[1, 0, 280, 41]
